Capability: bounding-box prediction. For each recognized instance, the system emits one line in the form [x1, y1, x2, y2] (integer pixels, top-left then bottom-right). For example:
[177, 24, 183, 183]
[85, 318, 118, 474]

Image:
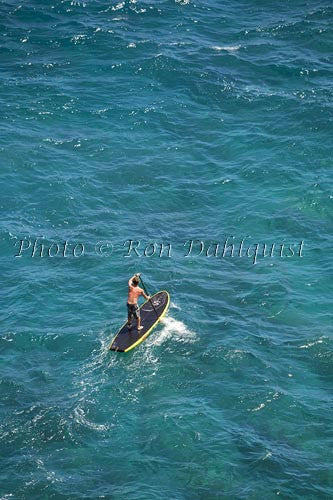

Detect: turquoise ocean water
[1, 0, 332, 498]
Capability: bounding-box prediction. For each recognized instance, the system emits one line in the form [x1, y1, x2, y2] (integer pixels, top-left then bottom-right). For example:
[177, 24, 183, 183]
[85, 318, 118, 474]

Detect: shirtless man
[127, 273, 150, 330]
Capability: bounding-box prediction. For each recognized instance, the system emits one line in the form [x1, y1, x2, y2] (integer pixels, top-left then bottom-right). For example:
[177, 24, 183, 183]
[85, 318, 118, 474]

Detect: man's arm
[128, 273, 140, 287]
[142, 291, 150, 301]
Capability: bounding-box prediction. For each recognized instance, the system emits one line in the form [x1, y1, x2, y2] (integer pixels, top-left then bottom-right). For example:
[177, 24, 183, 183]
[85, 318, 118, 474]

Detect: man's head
[132, 276, 140, 286]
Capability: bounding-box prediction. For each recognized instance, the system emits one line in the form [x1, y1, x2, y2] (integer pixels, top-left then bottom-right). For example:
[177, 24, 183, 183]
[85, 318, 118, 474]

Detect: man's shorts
[127, 303, 140, 319]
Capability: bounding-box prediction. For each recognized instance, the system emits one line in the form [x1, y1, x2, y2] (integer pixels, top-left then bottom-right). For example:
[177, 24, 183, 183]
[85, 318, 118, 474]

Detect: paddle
[138, 274, 159, 319]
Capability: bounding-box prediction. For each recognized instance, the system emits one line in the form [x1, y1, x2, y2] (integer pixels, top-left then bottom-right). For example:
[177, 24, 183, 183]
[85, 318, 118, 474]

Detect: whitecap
[299, 337, 324, 349]
[71, 34, 88, 44]
[112, 2, 125, 11]
[212, 45, 241, 52]
[251, 403, 265, 412]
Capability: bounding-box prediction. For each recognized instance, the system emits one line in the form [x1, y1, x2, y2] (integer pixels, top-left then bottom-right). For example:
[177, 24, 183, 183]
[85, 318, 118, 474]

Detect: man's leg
[136, 306, 143, 330]
[127, 304, 132, 328]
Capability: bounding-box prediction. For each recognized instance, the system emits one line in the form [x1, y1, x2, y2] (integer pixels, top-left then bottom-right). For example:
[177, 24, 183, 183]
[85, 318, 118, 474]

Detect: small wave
[112, 2, 125, 10]
[299, 336, 325, 349]
[73, 406, 111, 432]
[71, 34, 89, 44]
[248, 392, 281, 412]
[251, 402, 265, 412]
[212, 45, 241, 52]
[150, 316, 196, 346]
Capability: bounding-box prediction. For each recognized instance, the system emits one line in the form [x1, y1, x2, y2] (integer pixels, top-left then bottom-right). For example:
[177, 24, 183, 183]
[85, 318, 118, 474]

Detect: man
[127, 273, 150, 330]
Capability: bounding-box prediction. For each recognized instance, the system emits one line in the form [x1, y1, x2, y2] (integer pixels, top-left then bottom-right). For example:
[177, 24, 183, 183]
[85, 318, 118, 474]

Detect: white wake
[149, 315, 197, 346]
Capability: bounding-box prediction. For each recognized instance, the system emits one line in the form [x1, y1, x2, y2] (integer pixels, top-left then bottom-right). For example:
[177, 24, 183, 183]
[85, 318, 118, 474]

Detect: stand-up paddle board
[109, 290, 170, 352]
